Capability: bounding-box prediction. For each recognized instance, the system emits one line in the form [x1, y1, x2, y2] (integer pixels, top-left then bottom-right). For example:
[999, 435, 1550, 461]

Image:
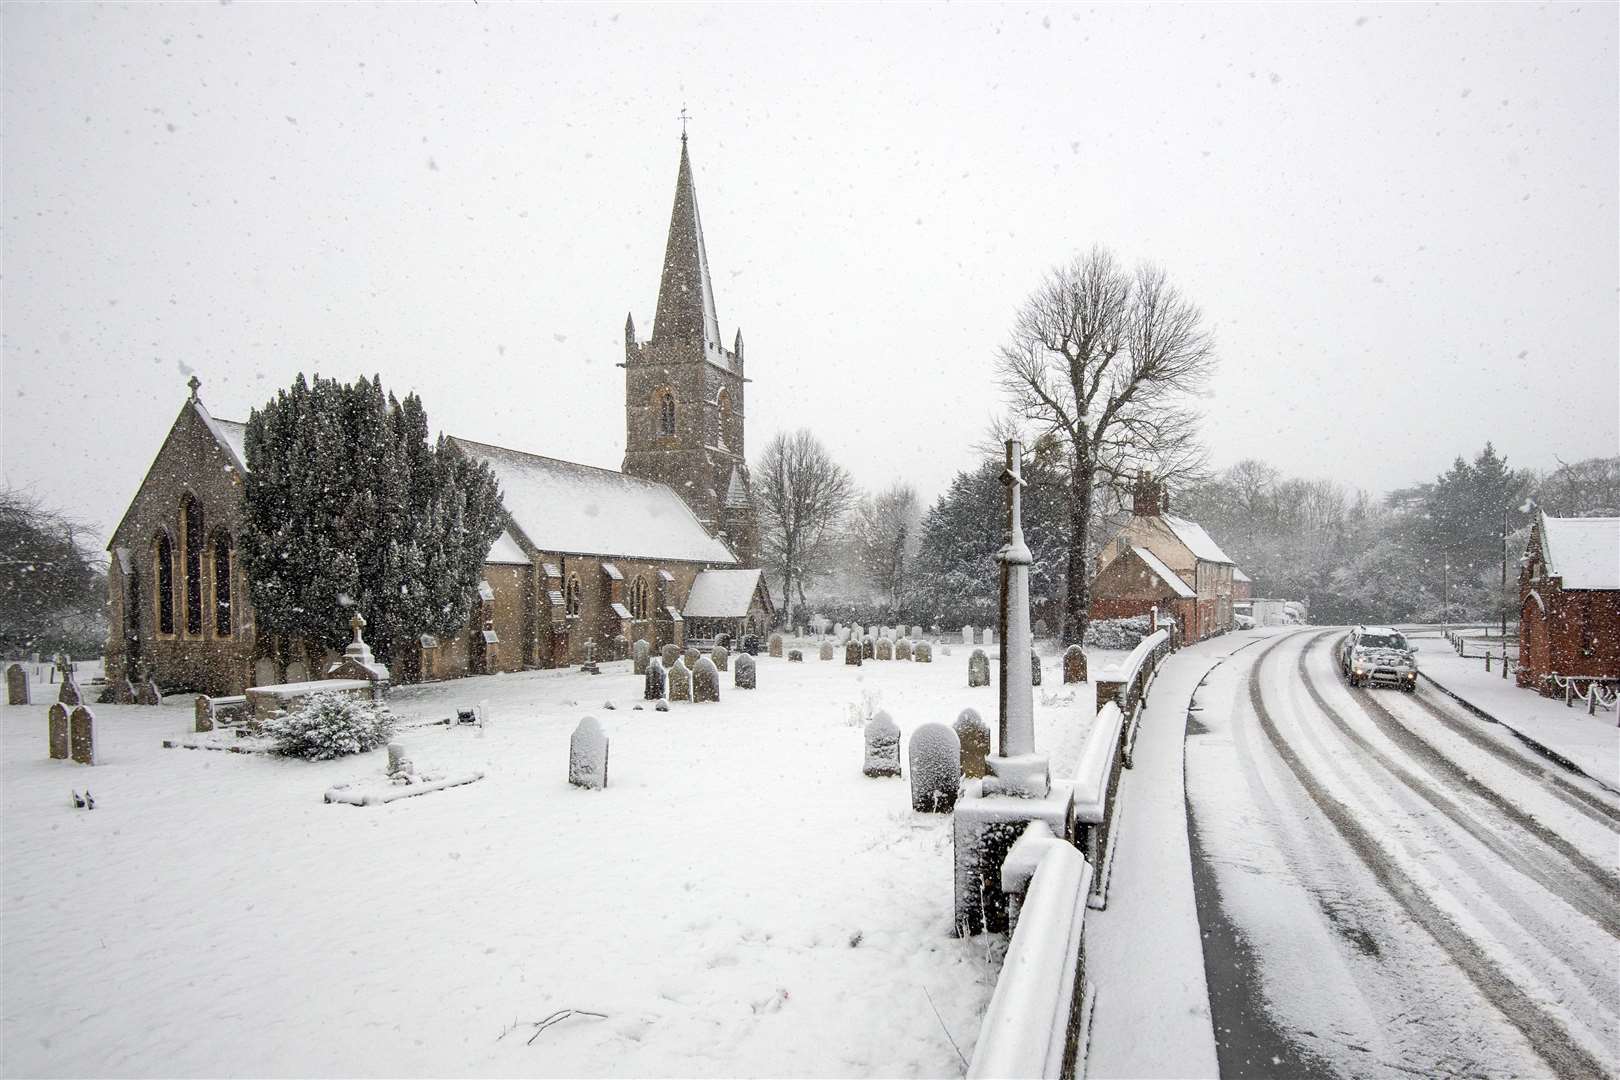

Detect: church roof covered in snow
[724, 465, 751, 509]
[203, 411, 248, 473]
[484, 529, 530, 566]
[1132, 546, 1197, 598]
[450, 437, 737, 565]
[1540, 514, 1620, 591]
[1162, 514, 1234, 565]
[682, 568, 766, 619]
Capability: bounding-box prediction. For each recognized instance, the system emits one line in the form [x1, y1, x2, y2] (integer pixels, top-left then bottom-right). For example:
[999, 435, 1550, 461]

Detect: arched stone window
[182, 493, 204, 636]
[566, 574, 582, 617]
[629, 575, 650, 620]
[155, 533, 175, 636]
[213, 531, 233, 638]
[656, 390, 677, 436]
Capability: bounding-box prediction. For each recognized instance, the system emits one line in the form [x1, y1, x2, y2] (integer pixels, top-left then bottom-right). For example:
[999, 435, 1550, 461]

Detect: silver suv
[1339, 626, 1418, 691]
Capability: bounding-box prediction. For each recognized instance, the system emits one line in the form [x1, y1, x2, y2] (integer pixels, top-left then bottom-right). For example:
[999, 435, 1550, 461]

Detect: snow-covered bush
[1084, 615, 1152, 650]
[262, 691, 396, 760]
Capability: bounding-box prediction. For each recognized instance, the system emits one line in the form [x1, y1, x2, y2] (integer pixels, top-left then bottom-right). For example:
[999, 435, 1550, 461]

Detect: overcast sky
[4, 2, 1616, 547]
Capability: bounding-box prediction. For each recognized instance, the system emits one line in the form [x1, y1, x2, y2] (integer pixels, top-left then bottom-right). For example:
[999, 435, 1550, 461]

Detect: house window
[213, 532, 233, 637]
[566, 574, 582, 617]
[182, 494, 204, 636]
[657, 391, 676, 436]
[155, 534, 175, 636]
[629, 575, 650, 619]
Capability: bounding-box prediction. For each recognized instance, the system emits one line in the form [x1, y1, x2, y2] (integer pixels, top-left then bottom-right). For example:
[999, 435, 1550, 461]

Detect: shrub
[262, 691, 396, 760]
[1084, 615, 1152, 650]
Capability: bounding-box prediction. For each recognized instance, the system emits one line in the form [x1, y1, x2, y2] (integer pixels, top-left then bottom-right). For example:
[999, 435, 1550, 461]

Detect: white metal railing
[1069, 703, 1125, 909]
[970, 840, 1095, 1080]
[1095, 629, 1172, 765]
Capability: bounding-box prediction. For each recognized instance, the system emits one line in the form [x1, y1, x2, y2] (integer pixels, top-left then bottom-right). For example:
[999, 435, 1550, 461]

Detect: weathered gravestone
[644, 657, 667, 700]
[1063, 645, 1088, 684]
[69, 705, 96, 765]
[194, 695, 214, 732]
[909, 722, 960, 812]
[820, 640, 834, 661]
[693, 655, 721, 702]
[711, 644, 730, 671]
[833, 623, 845, 641]
[911, 626, 925, 640]
[137, 678, 161, 706]
[661, 643, 680, 669]
[6, 663, 27, 705]
[987, 628, 998, 646]
[1033, 618, 1048, 640]
[569, 717, 609, 789]
[862, 636, 875, 660]
[683, 646, 700, 672]
[632, 639, 651, 676]
[962, 625, 973, 645]
[968, 649, 990, 687]
[875, 638, 893, 661]
[954, 708, 991, 778]
[668, 658, 693, 702]
[845, 640, 863, 666]
[895, 639, 913, 662]
[788, 649, 803, 662]
[58, 671, 82, 708]
[1031, 654, 1042, 686]
[914, 640, 933, 663]
[863, 711, 902, 777]
[733, 652, 757, 689]
[48, 703, 70, 760]
[768, 633, 784, 659]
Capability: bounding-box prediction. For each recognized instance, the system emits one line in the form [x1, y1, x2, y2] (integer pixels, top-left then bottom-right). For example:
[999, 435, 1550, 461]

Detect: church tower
[621, 134, 758, 566]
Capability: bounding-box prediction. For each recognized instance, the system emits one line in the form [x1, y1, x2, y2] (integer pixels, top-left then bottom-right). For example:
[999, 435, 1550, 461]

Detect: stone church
[104, 135, 772, 697]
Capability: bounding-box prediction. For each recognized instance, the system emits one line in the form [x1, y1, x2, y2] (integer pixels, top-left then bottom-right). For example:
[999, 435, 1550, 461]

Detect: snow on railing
[1550, 674, 1620, 719]
[1094, 629, 1172, 766]
[970, 839, 1095, 1080]
[1069, 702, 1126, 909]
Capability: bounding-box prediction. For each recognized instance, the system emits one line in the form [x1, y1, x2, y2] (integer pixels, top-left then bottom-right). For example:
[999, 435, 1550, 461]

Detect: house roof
[1132, 546, 1197, 599]
[1540, 514, 1620, 590]
[683, 568, 765, 618]
[1162, 514, 1234, 565]
[451, 437, 736, 565]
[1233, 567, 1252, 583]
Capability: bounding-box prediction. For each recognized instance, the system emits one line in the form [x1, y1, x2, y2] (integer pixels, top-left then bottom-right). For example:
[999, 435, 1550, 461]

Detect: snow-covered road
[1187, 629, 1620, 1079]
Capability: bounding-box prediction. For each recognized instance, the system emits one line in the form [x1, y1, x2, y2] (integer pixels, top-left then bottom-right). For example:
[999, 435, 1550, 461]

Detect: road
[1185, 628, 1620, 1079]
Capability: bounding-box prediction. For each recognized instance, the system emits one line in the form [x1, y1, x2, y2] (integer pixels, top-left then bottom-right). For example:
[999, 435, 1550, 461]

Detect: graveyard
[0, 634, 1120, 1078]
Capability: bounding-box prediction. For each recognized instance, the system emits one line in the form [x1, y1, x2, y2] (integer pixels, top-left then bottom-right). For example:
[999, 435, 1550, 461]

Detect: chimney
[1131, 471, 1163, 517]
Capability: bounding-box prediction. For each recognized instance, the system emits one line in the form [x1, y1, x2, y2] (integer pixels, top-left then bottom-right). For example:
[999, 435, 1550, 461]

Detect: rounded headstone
[68, 705, 96, 765]
[683, 646, 701, 672]
[693, 655, 721, 702]
[660, 643, 680, 669]
[862, 637, 875, 660]
[819, 640, 835, 661]
[1063, 644, 1088, 684]
[668, 658, 693, 702]
[569, 716, 609, 789]
[914, 640, 933, 663]
[632, 639, 651, 676]
[845, 640, 863, 667]
[909, 722, 960, 813]
[895, 638, 913, 662]
[953, 708, 991, 778]
[47, 702, 70, 760]
[967, 648, 990, 688]
[768, 633, 784, 658]
[863, 710, 902, 777]
[711, 644, 730, 671]
[1031, 654, 1042, 686]
[733, 652, 757, 689]
[875, 638, 893, 661]
[644, 658, 667, 700]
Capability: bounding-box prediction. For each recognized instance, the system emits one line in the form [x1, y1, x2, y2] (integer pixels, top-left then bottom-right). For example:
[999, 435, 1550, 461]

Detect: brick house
[1516, 512, 1620, 695]
[1094, 473, 1236, 640]
[104, 135, 767, 696]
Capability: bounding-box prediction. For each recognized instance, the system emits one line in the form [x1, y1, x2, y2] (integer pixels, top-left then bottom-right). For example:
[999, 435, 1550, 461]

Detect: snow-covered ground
[2, 642, 1103, 1078]
[1411, 633, 1619, 792]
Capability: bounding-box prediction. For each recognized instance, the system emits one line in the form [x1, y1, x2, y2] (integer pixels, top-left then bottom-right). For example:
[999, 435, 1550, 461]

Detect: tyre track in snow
[1298, 636, 1620, 937]
[1246, 632, 1612, 1080]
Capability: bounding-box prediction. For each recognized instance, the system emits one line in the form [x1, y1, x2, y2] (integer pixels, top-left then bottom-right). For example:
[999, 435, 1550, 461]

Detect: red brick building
[1517, 512, 1620, 695]
[1093, 473, 1236, 640]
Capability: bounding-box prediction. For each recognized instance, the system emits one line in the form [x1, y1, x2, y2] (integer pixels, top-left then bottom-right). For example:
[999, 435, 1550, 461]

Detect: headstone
[194, 695, 214, 733]
[569, 717, 609, 790]
[693, 656, 721, 702]
[768, 633, 784, 658]
[862, 636, 875, 660]
[863, 711, 902, 777]
[954, 708, 991, 778]
[833, 622, 845, 640]
[968, 649, 990, 687]
[875, 638, 893, 661]
[734, 652, 757, 689]
[632, 639, 651, 675]
[909, 722, 960, 812]
[914, 641, 933, 663]
[69, 706, 95, 765]
[668, 658, 692, 702]
[644, 657, 667, 700]
[57, 672, 82, 708]
[911, 626, 924, 640]
[895, 639, 913, 662]
[580, 640, 602, 674]
[48, 703, 70, 759]
[386, 742, 414, 777]
[853, 624, 865, 643]
[6, 663, 27, 705]
[711, 644, 730, 671]
[845, 640, 863, 666]
[1033, 619, 1048, 639]
[1063, 645, 1088, 684]
[788, 649, 803, 662]
[820, 640, 834, 661]
[987, 628, 998, 646]
[661, 643, 680, 669]
[681, 646, 700, 672]
[1031, 654, 1042, 686]
[962, 625, 973, 646]
[137, 678, 161, 706]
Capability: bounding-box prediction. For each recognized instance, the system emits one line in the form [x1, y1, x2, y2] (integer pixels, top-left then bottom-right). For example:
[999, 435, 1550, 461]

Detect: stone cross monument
[984, 439, 1050, 800]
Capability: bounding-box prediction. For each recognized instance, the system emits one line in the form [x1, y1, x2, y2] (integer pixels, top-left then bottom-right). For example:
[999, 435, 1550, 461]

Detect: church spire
[651, 136, 722, 353]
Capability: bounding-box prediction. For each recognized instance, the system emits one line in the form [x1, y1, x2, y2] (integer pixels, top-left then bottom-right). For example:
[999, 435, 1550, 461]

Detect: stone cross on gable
[678, 105, 691, 139]
[188, 374, 201, 401]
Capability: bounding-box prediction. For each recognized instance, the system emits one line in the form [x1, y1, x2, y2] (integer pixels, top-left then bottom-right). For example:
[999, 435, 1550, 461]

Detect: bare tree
[850, 483, 920, 610]
[754, 429, 856, 628]
[996, 245, 1215, 645]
